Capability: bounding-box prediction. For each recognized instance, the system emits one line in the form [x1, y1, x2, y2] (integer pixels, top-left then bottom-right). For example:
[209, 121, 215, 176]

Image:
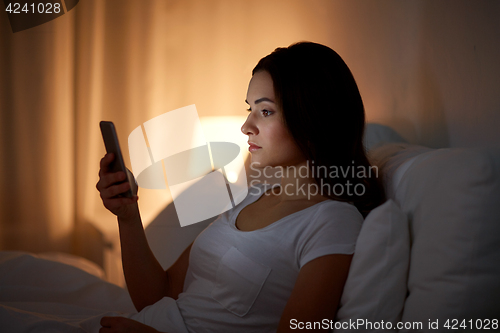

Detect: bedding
[367, 141, 500, 331]
[390, 146, 500, 326]
[35, 252, 106, 280]
[0, 251, 135, 332]
[335, 199, 409, 331]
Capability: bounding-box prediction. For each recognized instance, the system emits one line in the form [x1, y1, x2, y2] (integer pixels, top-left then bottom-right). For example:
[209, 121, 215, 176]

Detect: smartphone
[99, 121, 134, 198]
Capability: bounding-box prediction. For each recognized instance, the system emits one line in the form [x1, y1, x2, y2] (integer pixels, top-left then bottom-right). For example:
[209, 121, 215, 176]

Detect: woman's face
[241, 70, 306, 168]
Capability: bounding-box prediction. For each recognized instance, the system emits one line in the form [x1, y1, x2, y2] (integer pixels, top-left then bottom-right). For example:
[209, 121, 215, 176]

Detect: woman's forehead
[246, 71, 275, 103]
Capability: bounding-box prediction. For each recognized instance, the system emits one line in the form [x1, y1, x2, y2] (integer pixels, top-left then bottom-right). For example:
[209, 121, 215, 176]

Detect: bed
[1, 124, 499, 332]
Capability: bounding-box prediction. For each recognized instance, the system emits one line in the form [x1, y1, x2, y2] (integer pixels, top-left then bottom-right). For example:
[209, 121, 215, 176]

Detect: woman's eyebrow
[244, 97, 275, 105]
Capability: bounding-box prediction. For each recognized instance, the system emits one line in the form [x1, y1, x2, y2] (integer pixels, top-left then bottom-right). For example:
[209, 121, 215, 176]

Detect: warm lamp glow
[226, 170, 238, 183]
[200, 115, 249, 182]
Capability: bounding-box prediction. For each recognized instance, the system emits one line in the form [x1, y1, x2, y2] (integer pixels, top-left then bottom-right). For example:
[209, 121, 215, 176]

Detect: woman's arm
[97, 153, 190, 311]
[119, 215, 192, 309]
[116, 208, 169, 312]
[277, 254, 353, 332]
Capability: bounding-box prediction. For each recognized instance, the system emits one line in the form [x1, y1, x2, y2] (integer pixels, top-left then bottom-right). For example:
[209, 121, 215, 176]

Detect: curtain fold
[0, 4, 76, 253]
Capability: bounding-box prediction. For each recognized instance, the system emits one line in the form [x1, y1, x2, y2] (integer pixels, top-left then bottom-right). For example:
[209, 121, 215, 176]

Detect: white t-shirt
[175, 183, 364, 333]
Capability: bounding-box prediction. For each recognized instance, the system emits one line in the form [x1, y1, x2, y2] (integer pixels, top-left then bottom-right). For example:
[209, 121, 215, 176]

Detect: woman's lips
[248, 143, 261, 152]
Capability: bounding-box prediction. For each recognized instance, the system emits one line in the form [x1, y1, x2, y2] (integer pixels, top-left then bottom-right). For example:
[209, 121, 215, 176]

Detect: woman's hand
[96, 153, 139, 220]
[100, 316, 163, 333]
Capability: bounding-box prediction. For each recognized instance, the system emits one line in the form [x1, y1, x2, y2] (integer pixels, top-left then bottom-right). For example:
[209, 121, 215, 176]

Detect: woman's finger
[99, 153, 115, 174]
[97, 171, 127, 192]
[100, 182, 131, 200]
[102, 195, 138, 212]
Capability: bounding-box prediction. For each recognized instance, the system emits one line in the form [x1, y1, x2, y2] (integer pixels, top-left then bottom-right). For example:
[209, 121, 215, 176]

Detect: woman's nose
[241, 114, 258, 135]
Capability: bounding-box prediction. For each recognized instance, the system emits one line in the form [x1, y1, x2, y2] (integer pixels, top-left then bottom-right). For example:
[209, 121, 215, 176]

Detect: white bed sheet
[0, 251, 136, 332]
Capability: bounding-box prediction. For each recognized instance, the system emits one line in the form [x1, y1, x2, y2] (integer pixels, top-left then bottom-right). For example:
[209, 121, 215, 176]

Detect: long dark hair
[253, 42, 385, 217]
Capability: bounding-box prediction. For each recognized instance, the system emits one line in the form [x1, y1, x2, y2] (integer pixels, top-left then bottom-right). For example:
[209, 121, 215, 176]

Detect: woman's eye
[262, 109, 273, 117]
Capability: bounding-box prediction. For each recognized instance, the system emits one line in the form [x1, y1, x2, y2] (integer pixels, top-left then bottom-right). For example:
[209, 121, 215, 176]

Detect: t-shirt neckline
[229, 183, 331, 233]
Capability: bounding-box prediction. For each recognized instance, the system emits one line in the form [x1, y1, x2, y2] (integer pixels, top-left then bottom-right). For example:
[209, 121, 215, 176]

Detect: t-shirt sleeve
[296, 202, 363, 269]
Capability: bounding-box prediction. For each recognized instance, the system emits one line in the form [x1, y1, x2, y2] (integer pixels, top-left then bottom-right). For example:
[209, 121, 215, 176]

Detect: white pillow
[394, 148, 500, 328]
[368, 143, 432, 199]
[364, 123, 406, 151]
[334, 199, 409, 332]
[36, 251, 105, 279]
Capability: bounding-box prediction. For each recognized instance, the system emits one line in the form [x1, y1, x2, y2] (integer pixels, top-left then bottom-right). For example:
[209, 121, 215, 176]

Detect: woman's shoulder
[294, 199, 364, 269]
[303, 199, 364, 235]
[314, 198, 364, 220]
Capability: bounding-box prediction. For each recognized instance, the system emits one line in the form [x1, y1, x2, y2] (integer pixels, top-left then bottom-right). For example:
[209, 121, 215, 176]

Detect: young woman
[96, 42, 385, 333]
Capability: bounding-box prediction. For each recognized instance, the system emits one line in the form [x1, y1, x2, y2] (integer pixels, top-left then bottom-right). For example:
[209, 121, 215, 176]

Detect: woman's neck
[272, 160, 328, 203]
